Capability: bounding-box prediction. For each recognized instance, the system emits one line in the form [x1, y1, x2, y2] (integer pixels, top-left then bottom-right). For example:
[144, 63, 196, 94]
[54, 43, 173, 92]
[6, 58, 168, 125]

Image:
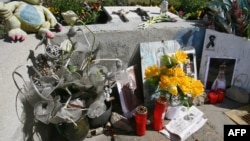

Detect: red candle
[135, 106, 148, 136]
[208, 90, 218, 104]
[216, 88, 225, 103]
[153, 96, 167, 131]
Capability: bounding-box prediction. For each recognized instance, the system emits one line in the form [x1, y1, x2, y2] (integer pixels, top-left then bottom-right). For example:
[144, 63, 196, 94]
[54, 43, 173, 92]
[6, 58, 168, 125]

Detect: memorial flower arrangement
[144, 50, 204, 106]
[13, 25, 122, 140]
[138, 13, 177, 29]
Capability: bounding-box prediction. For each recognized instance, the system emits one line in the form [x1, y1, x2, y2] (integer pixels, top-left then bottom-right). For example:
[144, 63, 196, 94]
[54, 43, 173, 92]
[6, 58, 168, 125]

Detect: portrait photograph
[204, 57, 237, 90]
[181, 47, 197, 79]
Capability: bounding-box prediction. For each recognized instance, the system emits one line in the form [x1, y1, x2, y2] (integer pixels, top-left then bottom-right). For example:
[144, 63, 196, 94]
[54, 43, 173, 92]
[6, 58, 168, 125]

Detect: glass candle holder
[153, 96, 167, 131]
[217, 88, 225, 103]
[135, 106, 148, 136]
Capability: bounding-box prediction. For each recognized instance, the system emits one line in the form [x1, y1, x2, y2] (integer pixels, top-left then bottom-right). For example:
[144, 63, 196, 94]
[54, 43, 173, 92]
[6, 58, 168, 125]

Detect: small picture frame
[159, 47, 197, 78]
[204, 57, 237, 90]
[115, 65, 144, 119]
[181, 47, 197, 79]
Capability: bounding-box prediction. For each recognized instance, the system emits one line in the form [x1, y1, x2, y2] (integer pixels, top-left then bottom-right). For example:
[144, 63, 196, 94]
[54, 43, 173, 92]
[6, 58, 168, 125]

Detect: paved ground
[83, 96, 245, 141]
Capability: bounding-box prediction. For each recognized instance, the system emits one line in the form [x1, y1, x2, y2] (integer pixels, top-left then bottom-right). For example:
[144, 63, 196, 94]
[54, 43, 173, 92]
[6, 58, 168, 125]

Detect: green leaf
[67, 65, 77, 72]
[161, 55, 175, 68]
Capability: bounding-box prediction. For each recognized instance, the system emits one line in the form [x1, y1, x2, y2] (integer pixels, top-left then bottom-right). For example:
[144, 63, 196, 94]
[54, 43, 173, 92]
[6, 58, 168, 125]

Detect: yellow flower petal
[144, 65, 160, 79]
[175, 50, 189, 64]
[168, 85, 178, 95]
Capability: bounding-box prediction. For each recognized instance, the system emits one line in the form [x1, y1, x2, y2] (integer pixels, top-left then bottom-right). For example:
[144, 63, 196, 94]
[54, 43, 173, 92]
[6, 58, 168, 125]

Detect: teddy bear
[0, 0, 63, 41]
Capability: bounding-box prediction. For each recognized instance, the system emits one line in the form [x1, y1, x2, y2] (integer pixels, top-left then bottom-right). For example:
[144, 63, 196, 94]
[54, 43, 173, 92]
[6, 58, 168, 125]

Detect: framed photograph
[115, 65, 144, 119]
[199, 29, 250, 93]
[181, 47, 197, 79]
[204, 57, 237, 90]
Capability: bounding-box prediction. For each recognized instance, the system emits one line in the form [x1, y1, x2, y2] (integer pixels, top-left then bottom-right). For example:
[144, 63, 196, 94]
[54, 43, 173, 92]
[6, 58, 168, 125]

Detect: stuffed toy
[0, 0, 62, 41]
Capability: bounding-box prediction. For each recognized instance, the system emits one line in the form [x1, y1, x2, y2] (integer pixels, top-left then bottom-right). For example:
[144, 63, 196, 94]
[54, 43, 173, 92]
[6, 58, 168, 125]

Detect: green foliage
[161, 55, 175, 68]
[169, 0, 210, 20]
[102, 0, 117, 6]
[44, 0, 103, 25]
[51, 0, 84, 14]
[67, 65, 78, 72]
[168, 0, 182, 8]
[204, 0, 250, 39]
[179, 0, 208, 13]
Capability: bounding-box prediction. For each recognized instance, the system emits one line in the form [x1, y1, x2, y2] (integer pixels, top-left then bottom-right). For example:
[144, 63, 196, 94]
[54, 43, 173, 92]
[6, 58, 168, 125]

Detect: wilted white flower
[60, 39, 73, 52]
[62, 10, 79, 26]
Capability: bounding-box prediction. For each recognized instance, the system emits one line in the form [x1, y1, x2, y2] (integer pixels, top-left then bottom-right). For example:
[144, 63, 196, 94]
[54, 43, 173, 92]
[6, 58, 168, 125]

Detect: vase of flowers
[144, 50, 204, 127]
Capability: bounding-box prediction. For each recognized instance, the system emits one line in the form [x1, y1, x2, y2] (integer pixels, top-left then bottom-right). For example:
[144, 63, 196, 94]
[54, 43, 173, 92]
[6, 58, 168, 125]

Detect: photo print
[115, 65, 144, 118]
[204, 57, 237, 90]
[181, 47, 197, 79]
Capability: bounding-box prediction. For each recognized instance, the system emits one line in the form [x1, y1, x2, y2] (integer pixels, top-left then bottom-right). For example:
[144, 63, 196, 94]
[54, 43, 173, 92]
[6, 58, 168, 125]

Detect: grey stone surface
[226, 86, 250, 104]
[0, 9, 248, 141]
[0, 0, 10, 3]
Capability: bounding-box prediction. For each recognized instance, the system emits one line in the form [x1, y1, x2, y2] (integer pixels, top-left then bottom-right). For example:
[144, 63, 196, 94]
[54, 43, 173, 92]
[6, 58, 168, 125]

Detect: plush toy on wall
[0, 0, 62, 41]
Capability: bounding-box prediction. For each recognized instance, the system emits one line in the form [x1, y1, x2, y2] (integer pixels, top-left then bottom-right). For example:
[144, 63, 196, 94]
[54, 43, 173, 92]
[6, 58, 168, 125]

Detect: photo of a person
[180, 47, 197, 79]
[121, 73, 141, 112]
[211, 62, 226, 90]
[183, 62, 194, 78]
[205, 57, 236, 90]
[116, 65, 143, 118]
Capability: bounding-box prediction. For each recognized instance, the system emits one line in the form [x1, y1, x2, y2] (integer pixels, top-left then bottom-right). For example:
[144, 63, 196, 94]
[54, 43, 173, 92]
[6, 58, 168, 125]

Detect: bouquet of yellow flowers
[144, 50, 204, 106]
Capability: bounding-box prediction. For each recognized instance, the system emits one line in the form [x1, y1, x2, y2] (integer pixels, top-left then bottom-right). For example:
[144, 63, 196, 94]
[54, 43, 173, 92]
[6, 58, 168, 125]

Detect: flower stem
[76, 20, 96, 51]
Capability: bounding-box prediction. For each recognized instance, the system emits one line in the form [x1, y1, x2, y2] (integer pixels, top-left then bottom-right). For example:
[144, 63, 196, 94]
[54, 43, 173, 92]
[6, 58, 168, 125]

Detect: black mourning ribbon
[206, 35, 216, 49]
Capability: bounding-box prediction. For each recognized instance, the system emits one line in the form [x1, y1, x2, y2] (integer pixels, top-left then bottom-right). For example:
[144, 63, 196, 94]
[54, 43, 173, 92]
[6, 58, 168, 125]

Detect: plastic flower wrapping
[12, 25, 122, 127]
[144, 50, 204, 106]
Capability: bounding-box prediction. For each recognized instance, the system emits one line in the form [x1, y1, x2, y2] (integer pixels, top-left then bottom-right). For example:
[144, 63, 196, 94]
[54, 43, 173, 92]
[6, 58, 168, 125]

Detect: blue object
[19, 5, 41, 25]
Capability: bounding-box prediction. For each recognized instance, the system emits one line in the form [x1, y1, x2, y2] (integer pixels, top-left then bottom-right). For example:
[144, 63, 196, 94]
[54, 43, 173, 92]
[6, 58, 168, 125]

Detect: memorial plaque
[199, 29, 250, 93]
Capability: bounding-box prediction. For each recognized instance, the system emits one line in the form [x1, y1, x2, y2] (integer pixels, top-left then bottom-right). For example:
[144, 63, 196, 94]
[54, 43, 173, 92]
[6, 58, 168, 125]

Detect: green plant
[179, 0, 207, 13]
[169, 0, 210, 20]
[102, 0, 117, 6]
[49, 0, 83, 13]
[168, 0, 182, 9]
[204, 0, 250, 39]
[44, 0, 104, 25]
